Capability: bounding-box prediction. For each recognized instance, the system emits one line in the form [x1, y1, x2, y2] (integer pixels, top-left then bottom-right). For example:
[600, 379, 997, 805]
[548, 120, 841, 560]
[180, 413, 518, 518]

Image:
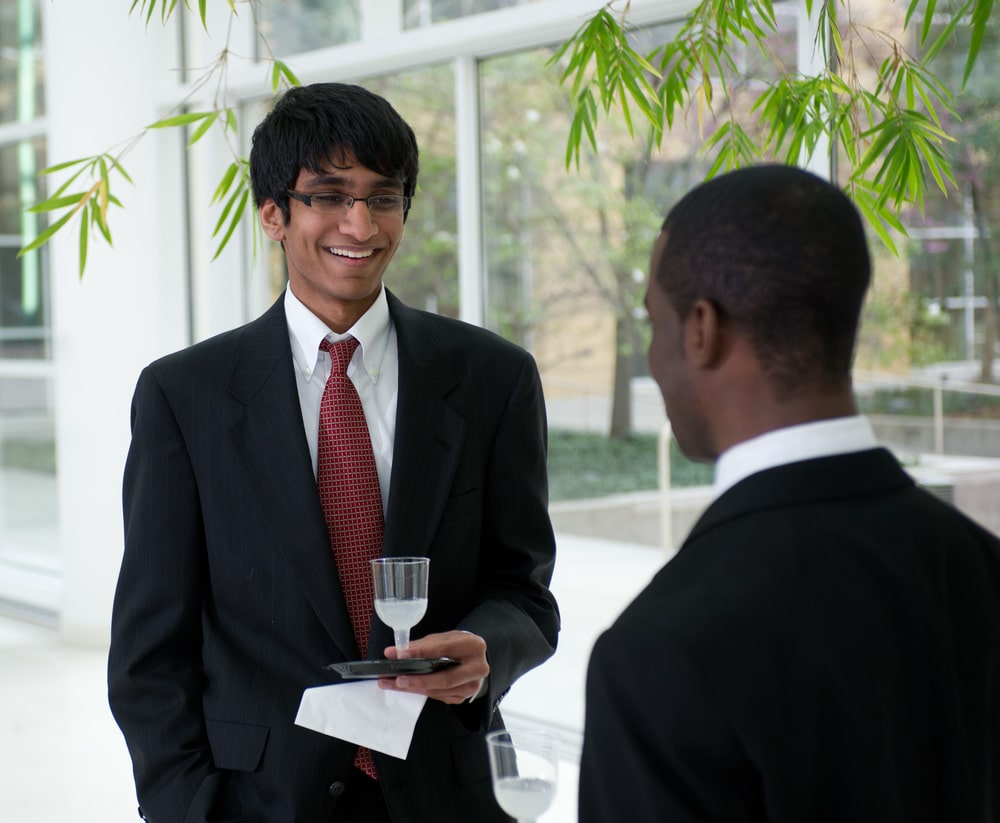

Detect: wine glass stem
[394, 629, 410, 651]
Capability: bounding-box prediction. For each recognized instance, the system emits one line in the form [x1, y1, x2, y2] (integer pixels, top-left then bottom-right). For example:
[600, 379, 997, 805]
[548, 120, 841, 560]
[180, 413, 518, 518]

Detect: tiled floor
[1, 533, 667, 823]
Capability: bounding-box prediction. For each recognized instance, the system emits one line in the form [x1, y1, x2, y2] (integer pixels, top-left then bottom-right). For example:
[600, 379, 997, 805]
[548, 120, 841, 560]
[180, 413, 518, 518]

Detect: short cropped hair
[656, 165, 871, 394]
[249, 83, 419, 221]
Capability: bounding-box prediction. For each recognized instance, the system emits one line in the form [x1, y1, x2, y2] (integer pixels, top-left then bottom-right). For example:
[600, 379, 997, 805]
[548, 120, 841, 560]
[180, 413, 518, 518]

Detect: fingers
[379, 630, 489, 704]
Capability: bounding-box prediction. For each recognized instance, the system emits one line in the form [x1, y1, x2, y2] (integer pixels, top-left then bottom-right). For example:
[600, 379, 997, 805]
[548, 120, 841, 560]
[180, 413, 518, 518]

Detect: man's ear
[684, 298, 724, 368]
[259, 201, 286, 242]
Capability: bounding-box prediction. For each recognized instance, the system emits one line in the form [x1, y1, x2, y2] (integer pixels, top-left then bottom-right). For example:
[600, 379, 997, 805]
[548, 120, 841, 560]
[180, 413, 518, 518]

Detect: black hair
[656, 164, 871, 394]
[249, 82, 419, 221]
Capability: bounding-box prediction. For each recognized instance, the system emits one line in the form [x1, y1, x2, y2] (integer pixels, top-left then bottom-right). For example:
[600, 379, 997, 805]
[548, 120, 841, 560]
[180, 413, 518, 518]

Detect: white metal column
[455, 54, 484, 326]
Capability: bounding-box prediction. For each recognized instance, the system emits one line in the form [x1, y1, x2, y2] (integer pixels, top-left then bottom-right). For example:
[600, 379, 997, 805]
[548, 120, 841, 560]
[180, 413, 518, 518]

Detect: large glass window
[0, 0, 56, 596]
[366, 65, 460, 316]
[403, 0, 537, 28]
[901, 15, 1000, 375]
[254, 0, 360, 55]
[0, 138, 48, 355]
[479, 9, 799, 437]
[0, 0, 45, 121]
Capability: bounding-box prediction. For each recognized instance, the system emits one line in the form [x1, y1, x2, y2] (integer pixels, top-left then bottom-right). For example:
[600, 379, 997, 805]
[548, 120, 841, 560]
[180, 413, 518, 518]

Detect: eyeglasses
[286, 190, 410, 216]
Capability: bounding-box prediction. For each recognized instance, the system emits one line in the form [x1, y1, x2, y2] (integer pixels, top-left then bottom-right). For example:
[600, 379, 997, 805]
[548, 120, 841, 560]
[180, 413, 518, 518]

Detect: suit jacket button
[328, 781, 346, 798]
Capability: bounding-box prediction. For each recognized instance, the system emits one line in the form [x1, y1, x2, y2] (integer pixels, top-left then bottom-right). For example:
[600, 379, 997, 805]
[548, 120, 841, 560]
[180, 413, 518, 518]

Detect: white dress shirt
[712, 415, 880, 501]
[285, 285, 398, 513]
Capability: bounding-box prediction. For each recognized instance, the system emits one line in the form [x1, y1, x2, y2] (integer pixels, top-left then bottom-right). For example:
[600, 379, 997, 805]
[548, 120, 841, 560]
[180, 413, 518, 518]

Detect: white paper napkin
[295, 681, 427, 759]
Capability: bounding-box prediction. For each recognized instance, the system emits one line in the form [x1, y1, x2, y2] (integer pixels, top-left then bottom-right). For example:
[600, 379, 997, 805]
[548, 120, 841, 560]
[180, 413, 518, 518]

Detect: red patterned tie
[318, 336, 383, 780]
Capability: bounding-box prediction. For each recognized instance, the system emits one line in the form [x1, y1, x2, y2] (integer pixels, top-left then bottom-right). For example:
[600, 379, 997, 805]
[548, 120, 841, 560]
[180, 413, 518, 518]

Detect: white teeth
[328, 247, 374, 259]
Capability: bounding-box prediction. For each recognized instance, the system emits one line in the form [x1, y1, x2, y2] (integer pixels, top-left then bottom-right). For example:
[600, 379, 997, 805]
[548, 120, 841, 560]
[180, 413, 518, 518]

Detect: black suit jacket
[109, 290, 559, 823]
[580, 448, 1000, 822]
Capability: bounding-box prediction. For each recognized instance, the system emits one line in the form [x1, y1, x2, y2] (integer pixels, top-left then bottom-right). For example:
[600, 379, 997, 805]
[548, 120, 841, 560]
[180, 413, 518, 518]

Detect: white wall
[44, 5, 190, 643]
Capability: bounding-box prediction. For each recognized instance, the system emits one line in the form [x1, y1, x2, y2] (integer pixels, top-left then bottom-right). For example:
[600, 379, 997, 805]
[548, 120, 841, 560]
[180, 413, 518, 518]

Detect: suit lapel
[227, 295, 359, 658]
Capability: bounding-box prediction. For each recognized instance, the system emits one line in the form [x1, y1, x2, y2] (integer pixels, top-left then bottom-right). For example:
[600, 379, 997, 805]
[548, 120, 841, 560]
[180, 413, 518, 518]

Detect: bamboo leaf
[920, 0, 938, 44]
[38, 156, 92, 175]
[212, 183, 246, 238]
[963, 0, 992, 86]
[856, 197, 900, 255]
[271, 60, 301, 91]
[187, 111, 218, 146]
[93, 196, 114, 245]
[212, 161, 240, 204]
[98, 176, 110, 226]
[212, 189, 249, 260]
[105, 155, 135, 186]
[79, 207, 90, 278]
[148, 111, 215, 129]
[25, 193, 90, 213]
[17, 209, 78, 256]
[922, 0, 972, 64]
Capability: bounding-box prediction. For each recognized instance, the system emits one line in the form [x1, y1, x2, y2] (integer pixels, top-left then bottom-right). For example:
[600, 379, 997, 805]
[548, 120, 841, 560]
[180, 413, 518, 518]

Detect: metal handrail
[854, 369, 1000, 454]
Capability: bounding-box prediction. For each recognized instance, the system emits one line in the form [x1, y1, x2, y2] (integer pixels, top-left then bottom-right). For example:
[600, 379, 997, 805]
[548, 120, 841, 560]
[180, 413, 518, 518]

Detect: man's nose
[337, 201, 379, 240]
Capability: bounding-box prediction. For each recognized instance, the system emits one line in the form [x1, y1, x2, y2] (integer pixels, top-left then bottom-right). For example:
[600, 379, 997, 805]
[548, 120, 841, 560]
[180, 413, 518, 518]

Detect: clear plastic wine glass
[370, 556, 430, 652]
[486, 728, 559, 823]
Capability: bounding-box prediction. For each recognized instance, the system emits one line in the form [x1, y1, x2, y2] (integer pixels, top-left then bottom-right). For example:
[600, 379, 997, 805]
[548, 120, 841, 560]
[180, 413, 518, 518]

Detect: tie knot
[320, 336, 360, 375]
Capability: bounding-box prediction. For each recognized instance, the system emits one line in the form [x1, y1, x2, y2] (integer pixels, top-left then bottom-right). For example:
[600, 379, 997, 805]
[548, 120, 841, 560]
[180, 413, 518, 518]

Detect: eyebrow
[300, 174, 403, 190]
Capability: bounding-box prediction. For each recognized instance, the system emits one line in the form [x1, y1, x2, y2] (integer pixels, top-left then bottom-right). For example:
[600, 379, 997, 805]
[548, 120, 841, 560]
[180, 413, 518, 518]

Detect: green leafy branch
[19, 153, 131, 279]
[129, 0, 218, 29]
[550, 0, 989, 253]
[19, 0, 299, 276]
[550, 5, 664, 167]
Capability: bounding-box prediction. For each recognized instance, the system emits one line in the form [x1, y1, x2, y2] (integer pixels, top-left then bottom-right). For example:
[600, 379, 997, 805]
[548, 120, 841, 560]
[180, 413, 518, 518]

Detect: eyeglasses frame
[286, 189, 411, 216]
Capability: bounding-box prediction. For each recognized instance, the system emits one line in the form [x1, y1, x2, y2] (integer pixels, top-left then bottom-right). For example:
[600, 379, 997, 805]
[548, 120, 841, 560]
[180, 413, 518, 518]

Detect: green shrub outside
[547, 429, 711, 502]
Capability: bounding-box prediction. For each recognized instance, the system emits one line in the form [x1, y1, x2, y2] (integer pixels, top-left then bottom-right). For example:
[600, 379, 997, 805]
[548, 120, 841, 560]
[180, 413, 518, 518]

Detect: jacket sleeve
[456, 350, 560, 723]
[108, 366, 228, 823]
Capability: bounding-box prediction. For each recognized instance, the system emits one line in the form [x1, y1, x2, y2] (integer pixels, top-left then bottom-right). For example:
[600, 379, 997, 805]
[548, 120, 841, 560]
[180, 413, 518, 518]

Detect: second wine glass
[486, 728, 559, 823]
[370, 556, 430, 652]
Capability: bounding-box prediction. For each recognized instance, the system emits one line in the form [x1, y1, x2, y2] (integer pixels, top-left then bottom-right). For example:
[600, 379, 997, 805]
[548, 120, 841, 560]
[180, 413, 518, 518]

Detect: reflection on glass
[0, 0, 46, 121]
[403, 0, 538, 29]
[0, 197, 57, 577]
[478, 42, 702, 433]
[255, 0, 360, 55]
[1, 0, 55, 587]
[478, 15, 798, 436]
[0, 372, 58, 575]
[0, 139, 49, 360]
[364, 66, 460, 318]
[900, 15, 1000, 373]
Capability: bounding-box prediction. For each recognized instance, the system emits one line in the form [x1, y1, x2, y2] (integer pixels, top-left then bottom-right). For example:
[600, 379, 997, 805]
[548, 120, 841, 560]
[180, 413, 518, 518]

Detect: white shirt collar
[713, 415, 879, 499]
[285, 284, 392, 384]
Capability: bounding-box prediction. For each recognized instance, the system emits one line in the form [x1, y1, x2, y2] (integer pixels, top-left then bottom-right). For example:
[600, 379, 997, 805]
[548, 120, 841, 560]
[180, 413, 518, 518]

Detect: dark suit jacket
[108, 289, 559, 823]
[580, 448, 1000, 823]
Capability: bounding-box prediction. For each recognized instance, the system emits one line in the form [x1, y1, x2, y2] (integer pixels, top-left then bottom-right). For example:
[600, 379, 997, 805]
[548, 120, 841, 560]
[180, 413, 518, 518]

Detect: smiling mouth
[327, 247, 375, 259]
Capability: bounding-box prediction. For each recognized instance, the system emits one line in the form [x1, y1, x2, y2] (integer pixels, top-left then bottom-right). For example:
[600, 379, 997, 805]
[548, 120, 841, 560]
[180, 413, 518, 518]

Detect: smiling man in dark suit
[108, 83, 559, 823]
[579, 165, 1000, 822]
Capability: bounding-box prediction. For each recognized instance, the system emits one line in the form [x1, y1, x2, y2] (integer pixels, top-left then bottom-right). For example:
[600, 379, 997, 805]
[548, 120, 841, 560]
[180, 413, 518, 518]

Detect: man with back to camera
[108, 83, 559, 823]
[579, 164, 1000, 822]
